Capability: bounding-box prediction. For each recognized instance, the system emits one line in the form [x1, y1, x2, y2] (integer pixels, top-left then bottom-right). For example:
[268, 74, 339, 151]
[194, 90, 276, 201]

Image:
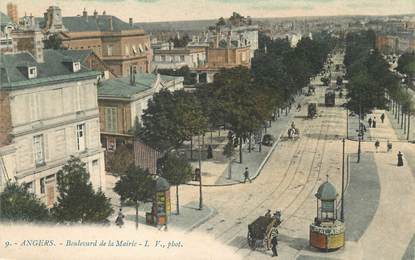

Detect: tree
[396, 52, 415, 76]
[113, 165, 154, 229]
[43, 34, 64, 50]
[140, 89, 208, 153]
[52, 157, 113, 224]
[158, 153, 192, 215]
[0, 182, 50, 222]
[170, 34, 191, 48]
[223, 141, 235, 179]
[106, 144, 134, 176]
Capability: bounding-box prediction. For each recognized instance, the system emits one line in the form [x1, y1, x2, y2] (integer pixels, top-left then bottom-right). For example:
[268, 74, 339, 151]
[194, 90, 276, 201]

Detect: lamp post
[341, 138, 345, 222]
[198, 134, 203, 210]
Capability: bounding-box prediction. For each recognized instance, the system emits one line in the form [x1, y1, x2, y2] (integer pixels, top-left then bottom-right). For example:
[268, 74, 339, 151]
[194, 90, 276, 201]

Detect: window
[101, 136, 107, 149]
[28, 66, 37, 79]
[107, 45, 113, 56]
[104, 107, 118, 133]
[76, 124, 86, 151]
[161, 55, 166, 62]
[92, 159, 99, 166]
[180, 55, 185, 62]
[73, 62, 81, 72]
[25, 182, 34, 193]
[138, 44, 144, 53]
[40, 177, 45, 194]
[132, 45, 137, 55]
[33, 134, 45, 166]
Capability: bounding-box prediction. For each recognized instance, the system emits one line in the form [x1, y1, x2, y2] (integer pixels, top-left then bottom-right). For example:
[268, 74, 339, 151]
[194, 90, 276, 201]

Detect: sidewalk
[104, 175, 215, 232]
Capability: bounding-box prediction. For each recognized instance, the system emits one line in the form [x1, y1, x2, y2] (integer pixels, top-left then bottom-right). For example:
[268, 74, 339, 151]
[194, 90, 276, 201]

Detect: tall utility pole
[357, 96, 362, 163]
[341, 138, 345, 222]
[346, 106, 349, 139]
[198, 135, 203, 210]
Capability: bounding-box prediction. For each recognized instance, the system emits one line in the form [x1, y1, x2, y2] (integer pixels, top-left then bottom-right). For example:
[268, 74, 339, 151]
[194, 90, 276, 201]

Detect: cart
[247, 216, 281, 250]
[308, 103, 317, 118]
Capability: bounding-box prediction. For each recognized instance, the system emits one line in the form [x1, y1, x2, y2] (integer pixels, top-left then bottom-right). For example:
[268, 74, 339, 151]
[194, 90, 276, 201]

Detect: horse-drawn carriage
[247, 213, 282, 250]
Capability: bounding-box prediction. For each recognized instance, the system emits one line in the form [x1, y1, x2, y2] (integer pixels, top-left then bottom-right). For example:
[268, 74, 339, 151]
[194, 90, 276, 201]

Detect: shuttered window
[104, 107, 118, 133]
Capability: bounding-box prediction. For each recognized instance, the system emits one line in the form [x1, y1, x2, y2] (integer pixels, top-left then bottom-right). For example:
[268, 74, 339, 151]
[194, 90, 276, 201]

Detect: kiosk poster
[0, 0, 414, 259]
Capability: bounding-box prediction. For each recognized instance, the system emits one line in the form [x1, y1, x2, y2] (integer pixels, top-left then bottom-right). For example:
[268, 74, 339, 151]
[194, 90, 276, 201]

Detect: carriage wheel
[247, 231, 256, 250]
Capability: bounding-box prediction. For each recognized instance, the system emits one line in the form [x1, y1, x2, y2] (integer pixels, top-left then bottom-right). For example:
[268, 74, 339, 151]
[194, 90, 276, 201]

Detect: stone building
[38, 6, 152, 77]
[0, 46, 106, 207]
[152, 47, 206, 71]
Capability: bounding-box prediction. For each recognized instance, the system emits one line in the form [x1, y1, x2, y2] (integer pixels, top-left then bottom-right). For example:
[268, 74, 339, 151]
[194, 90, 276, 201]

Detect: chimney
[103, 10, 106, 15]
[82, 8, 87, 18]
[129, 66, 135, 85]
[129, 18, 133, 27]
[93, 10, 98, 19]
[108, 16, 113, 31]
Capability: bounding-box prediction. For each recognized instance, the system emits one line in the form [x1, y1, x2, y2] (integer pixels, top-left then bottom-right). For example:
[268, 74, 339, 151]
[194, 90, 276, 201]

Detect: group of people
[367, 113, 385, 129]
[373, 140, 404, 167]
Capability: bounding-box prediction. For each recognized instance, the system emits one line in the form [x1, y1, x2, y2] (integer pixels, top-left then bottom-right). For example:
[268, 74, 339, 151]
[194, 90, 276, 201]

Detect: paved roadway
[191, 77, 349, 259]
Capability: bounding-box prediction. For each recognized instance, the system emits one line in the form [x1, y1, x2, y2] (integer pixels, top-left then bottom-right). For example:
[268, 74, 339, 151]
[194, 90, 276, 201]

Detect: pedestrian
[207, 145, 213, 159]
[368, 117, 372, 128]
[380, 113, 385, 123]
[243, 167, 251, 183]
[270, 223, 279, 257]
[291, 121, 296, 129]
[375, 140, 380, 153]
[265, 209, 271, 218]
[387, 140, 392, 152]
[397, 151, 404, 167]
[115, 208, 125, 228]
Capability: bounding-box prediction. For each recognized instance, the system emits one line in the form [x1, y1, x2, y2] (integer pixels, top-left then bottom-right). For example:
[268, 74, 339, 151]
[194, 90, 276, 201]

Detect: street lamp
[198, 134, 203, 210]
[341, 138, 345, 222]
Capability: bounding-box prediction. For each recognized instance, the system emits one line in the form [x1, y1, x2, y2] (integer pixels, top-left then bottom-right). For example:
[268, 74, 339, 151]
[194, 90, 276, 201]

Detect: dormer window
[73, 62, 81, 72]
[28, 66, 37, 79]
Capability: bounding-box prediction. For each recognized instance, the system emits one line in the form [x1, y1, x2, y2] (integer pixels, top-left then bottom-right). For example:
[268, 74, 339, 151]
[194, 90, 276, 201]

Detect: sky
[1, 0, 414, 23]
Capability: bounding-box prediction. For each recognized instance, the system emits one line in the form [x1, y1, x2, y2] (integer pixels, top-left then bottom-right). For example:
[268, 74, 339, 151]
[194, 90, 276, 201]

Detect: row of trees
[0, 157, 113, 223]
[344, 30, 414, 139]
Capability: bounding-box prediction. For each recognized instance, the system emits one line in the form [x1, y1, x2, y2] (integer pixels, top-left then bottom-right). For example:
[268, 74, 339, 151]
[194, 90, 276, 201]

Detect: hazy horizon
[0, 0, 414, 23]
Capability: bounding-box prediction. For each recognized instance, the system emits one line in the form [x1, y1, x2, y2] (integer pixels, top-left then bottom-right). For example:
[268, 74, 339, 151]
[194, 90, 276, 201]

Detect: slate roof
[38, 15, 138, 32]
[0, 49, 100, 90]
[98, 73, 182, 99]
[0, 12, 11, 26]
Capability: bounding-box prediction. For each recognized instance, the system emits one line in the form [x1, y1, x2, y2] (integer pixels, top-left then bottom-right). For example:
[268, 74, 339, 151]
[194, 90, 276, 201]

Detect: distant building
[6, 3, 18, 24]
[97, 72, 183, 151]
[0, 12, 14, 53]
[0, 45, 106, 206]
[152, 47, 206, 71]
[38, 7, 152, 77]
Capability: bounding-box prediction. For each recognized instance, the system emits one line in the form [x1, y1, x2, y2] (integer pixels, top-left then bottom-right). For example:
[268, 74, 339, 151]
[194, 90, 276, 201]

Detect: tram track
[211, 120, 315, 242]
[215, 105, 331, 246]
[236, 108, 335, 258]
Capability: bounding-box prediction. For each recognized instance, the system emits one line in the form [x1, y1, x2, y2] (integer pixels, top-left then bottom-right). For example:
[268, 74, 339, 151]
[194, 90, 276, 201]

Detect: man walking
[375, 140, 380, 153]
[270, 223, 279, 257]
[380, 113, 385, 123]
[243, 167, 251, 183]
[397, 151, 404, 167]
[115, 208, 125, 228]
[368, 117, 372, 128]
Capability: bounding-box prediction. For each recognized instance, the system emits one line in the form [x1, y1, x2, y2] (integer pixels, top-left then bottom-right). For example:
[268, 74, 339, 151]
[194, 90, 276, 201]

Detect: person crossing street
[243, 167, 251, 183]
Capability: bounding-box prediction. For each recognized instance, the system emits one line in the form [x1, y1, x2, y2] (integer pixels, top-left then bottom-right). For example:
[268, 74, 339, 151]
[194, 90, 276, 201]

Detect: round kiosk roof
[315, 181, 337, 201]
[155, 176, 170, 192]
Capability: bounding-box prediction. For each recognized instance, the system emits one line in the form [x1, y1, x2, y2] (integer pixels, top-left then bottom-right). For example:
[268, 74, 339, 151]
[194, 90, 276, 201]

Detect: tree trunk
[210, 131, 213, 144]
[403, 113, 406, 133]
[135, 201, 139, 230]
[176, 185, 180, 215]
[239, 137, 243, 163]
[228, 158, 232, 179]
[401, 110, 404, 129]
[397, 105, 400, 124]
[248, 133, 252, 153]
[190, 138, 193, 160]
[407, 113, 411, 140]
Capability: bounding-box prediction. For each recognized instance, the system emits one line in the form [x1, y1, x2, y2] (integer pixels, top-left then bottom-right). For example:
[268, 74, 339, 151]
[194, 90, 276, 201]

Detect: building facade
[39, 7, 152, 77]
[6, 3, 18, 24]
[0, 48, 105, 207]
[152, 47, 206, 71]
[97, 72, 184, 151]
